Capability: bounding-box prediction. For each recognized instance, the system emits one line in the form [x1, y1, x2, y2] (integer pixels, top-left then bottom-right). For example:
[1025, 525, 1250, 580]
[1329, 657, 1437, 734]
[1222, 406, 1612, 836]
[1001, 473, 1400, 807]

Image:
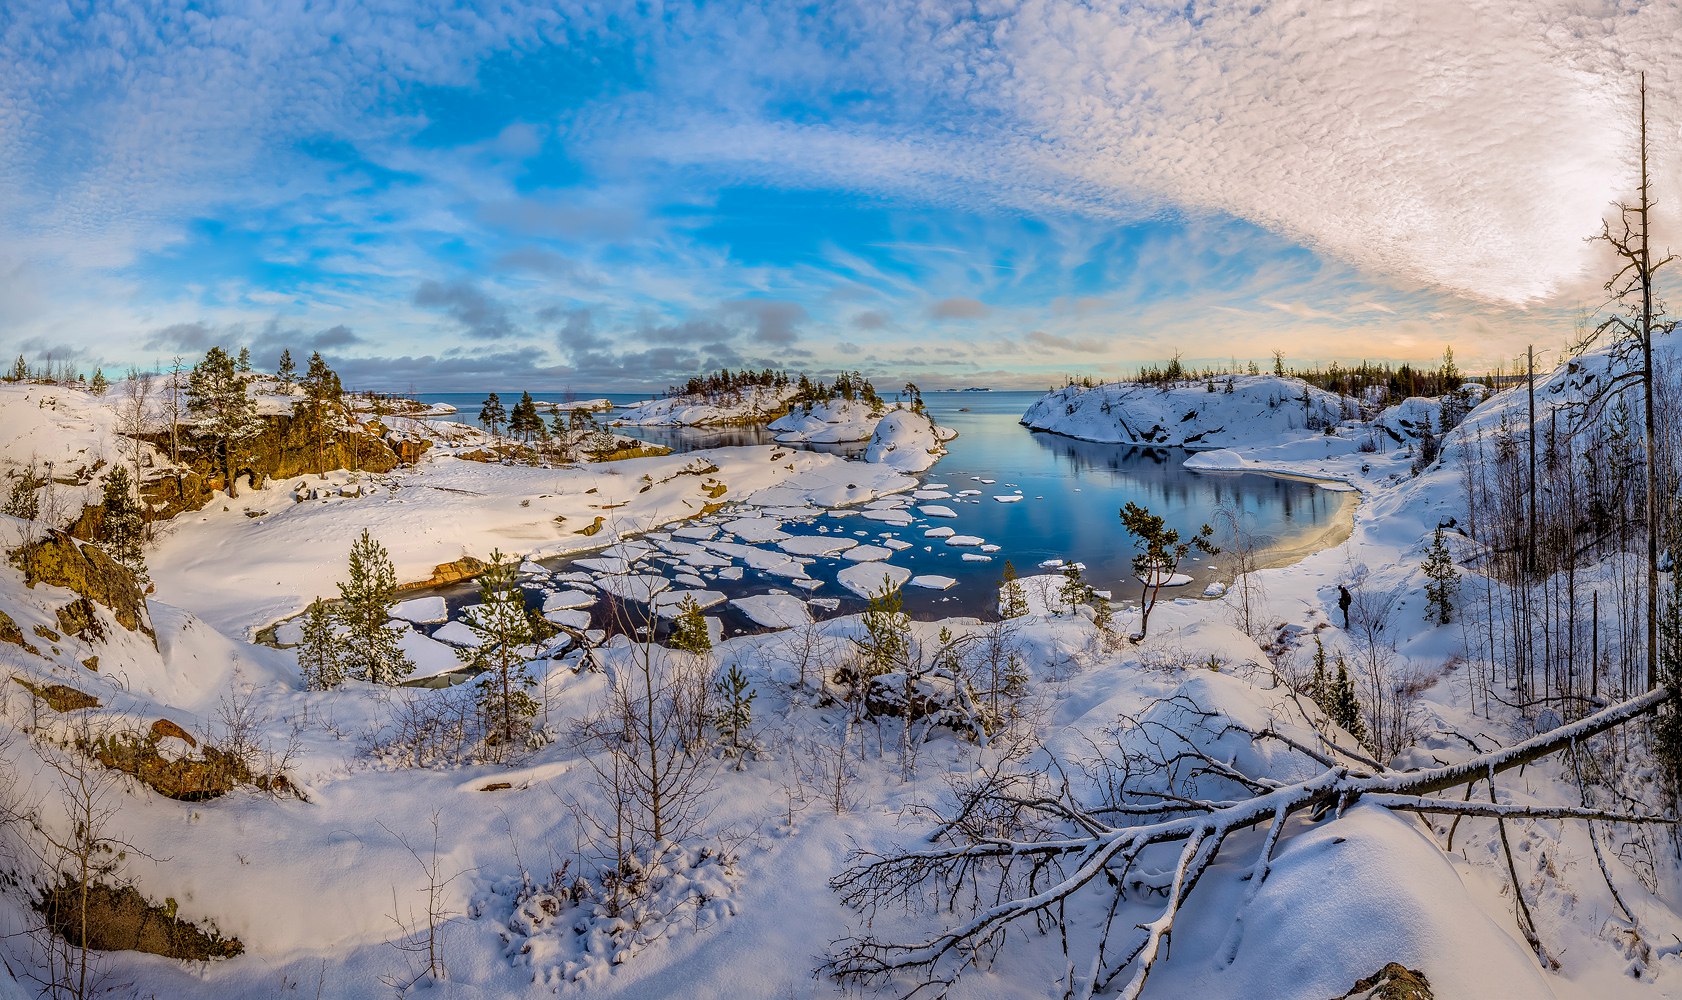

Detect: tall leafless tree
[1582, 73, 1677, 686]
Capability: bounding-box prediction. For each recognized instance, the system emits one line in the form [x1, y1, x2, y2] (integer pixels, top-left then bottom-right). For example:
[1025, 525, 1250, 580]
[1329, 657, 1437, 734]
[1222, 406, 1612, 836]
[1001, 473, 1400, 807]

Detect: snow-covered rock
[863, 409, 955, 473]
[1020, 375, 1353, 449]
[612, 384, 795, 426]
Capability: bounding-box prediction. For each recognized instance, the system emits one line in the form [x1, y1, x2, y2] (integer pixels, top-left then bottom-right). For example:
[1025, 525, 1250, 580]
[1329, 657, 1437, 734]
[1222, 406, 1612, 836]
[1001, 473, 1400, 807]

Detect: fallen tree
[824, 684, 1674, 1000]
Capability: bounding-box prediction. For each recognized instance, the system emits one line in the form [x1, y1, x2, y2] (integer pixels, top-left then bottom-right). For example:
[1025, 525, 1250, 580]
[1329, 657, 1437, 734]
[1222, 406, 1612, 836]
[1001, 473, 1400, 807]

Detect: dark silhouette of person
[1338, 585, 1352, 629]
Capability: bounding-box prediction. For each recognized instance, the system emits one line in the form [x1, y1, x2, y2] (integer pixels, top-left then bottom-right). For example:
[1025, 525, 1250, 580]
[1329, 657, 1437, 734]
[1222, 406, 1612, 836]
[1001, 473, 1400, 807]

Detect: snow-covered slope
[1020, 375, 1354, 449]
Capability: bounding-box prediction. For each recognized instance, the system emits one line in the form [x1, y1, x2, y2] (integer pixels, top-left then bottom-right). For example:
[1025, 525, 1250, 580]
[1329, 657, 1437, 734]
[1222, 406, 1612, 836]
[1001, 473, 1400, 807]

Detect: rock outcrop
[13, 531, 154, 642]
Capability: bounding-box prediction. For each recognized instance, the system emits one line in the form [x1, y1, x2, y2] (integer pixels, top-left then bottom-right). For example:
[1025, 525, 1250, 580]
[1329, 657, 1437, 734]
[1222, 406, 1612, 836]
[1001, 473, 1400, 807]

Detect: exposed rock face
[14, 531, 154, 642]
[398, 555, 489, 592]
[1334, 963, 1433, 1000]
[63, 413, 434, 540]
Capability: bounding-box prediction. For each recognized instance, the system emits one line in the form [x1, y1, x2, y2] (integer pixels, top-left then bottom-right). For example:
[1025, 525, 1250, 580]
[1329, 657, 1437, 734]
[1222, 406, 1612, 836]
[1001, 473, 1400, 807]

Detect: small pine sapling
[298, 598, 345, 690]
[1422, 526, 1459, 625]
[712, 664, 756, 768]
[460, 551, 541, 756]
[998, 560, 1029, 619]
[668, 596, 713, 655]
[1058, 562, 1094, 615]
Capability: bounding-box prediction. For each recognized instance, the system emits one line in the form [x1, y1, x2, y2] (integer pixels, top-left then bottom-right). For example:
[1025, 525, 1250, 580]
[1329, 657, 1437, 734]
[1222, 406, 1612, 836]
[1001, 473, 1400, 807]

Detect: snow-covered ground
[0, 351, 1679, 1000]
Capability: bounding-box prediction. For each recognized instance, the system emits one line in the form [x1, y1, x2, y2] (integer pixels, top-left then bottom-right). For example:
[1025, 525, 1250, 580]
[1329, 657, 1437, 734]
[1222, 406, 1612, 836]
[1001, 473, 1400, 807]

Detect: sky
[2, 0, 1680, 392]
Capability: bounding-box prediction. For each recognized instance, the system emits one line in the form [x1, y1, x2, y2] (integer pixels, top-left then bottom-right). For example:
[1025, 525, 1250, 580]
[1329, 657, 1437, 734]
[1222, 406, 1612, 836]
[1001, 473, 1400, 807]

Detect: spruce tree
[89, 368, 108, 395]
[236, 346, 252, 372]
[1329, 653, 1367, 745]
[98, 466, 147, 584]
[298, 597, 345, 690]
[8, 355, 25, 382]
[668, 596, 712, 655]
[459, 551, 539, 755]
[1422, 527, 1459, 625]
[187, 346, 263, 497]
[1306, 636, 1330, 708]
[337, 529, 411, 684]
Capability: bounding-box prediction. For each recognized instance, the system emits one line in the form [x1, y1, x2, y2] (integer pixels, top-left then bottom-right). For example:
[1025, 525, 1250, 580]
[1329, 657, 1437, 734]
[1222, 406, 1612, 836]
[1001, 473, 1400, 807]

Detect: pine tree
[668, 596, 712, 655]
[999, 560, 1029, 619]
[459, 551, 539, 755]
[1058, 562, 1094, 615]
[7, 355, 25, 382]
[479, 393, 506, 438]
[236, 346, 252, 372]
[88, 368, 108, 395]
[297, 352, 342, 477]
[1422, 527, 1459, 625]
[712, 663, 756, 768]
[337, 529, 411, 684]
[298, 597, 345, 690]
[98, 466, 147, 584]
[187, 346, 263, 497]
[277, 348, 296, 390]
[1120, 501, 1219, 639]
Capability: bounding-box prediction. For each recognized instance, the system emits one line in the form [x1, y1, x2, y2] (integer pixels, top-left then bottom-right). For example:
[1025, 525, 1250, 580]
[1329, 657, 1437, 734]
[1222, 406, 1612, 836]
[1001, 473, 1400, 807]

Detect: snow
[543, 589, 601, 613]
[907, 575, 957, 590]
[612, 384, 794, 426]
[841, 544, 893, 562]
[835, 562, 912, 597]
[397, 629, 467, 678]
[730, 594, 813, 629]
[776, 535, 857, 557]
[6, 344, 1682, 1000]
[1020, 374, 1351, 449]
[944, 534, 985, 547]
[924, 526, 955, 538]
[768, 398, 885, 443]
[919, 504, 957, 518]
[863, 409, 955, 473]
[390, 596, 449, 625]
[430, 620, 482, 647]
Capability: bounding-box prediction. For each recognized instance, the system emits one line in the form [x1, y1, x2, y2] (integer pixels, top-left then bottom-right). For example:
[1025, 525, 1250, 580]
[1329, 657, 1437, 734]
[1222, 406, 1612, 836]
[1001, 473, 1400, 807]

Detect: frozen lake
[410, 390, 1352, 640]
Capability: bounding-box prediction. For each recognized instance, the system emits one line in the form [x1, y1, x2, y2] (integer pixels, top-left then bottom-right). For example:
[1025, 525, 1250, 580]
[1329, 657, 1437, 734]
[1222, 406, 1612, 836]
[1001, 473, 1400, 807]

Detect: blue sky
[2, 1, 1678, 391]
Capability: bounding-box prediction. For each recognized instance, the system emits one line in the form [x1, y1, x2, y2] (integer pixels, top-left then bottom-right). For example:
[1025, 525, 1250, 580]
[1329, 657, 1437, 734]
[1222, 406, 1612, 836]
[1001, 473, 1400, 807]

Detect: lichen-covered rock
[0, 608, 41, 655]
[55, 597, 108, 642]
[14, 531, 153, 642]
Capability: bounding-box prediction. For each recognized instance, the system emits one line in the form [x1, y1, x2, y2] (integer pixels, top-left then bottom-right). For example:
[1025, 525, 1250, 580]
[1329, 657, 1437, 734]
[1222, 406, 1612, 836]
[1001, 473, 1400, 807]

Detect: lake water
[411, 390, 1351, 637]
